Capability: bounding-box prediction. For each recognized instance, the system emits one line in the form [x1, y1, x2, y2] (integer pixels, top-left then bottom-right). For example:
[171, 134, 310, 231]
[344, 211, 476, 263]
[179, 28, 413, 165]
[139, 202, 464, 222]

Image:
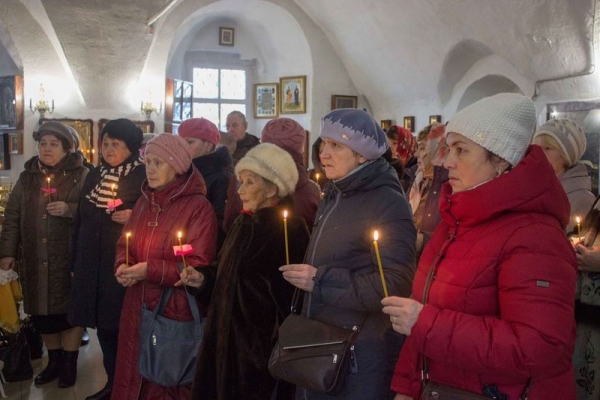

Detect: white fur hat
[446, 93, 536, 166]
[235, 143, 299, 197]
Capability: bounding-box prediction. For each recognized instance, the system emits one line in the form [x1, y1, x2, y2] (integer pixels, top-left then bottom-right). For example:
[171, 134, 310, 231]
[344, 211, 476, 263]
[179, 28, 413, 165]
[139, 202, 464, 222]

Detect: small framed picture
[8, 132, 22, 155]
[330, 95, 358, 110]
[403, 116, 415, 132]
[254, 83, 279, 118]
[380, 120, 392, 131]
[429, 115, 442, 124]
[280, 75, 307, 114]
[219, 27, 234, 46]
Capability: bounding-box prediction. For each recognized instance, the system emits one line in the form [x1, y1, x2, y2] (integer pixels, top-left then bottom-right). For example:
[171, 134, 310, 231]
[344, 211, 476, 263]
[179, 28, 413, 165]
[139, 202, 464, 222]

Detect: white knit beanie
[446, 93, 536, 166]
[235, 143, 299, 197]
[533, 118, 586, 168]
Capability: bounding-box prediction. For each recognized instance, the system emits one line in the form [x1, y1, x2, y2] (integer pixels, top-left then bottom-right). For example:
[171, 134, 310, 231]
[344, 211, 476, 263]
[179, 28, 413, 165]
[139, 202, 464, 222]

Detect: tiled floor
[2, 329, 107, 400]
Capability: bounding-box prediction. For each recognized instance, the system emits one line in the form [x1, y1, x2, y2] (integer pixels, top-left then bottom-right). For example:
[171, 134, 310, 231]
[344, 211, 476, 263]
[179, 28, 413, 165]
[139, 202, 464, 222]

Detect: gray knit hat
[235, 143, 299, 198]
[319, 108, 388, 160]
[533, 118, 586, 168]
[34, 121, 74, 152]
[446, 93, 536, 166]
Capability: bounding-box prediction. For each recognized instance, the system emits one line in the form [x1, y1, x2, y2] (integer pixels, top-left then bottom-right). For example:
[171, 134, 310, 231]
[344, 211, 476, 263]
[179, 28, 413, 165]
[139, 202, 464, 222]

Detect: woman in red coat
[110, 133, 217, 400]
[383, 94, 577, 399]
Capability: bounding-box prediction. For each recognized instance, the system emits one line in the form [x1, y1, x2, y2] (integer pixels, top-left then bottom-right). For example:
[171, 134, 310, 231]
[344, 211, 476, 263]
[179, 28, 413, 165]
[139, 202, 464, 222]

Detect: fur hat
[446, 93, 536, 166]
[235, 143, 299, 198]
[35, 121, 74, 152]
[319, 108, 388, 160]
[101, 118, 144, 155]
[145, 133, 192, 175]
[261, 118, 306, 155]
[178, 118, 220, 146]
[533, 118, 586, 168]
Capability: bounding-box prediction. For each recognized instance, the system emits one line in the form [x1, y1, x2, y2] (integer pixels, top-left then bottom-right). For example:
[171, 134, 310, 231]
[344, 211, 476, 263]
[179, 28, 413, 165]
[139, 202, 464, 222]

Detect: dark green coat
[0, 154, 88, 315]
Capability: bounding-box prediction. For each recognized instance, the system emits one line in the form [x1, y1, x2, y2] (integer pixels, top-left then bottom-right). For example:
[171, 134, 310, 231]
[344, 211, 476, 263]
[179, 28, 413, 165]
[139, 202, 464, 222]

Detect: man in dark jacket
[226, 111, 260, 164]
[179, 118, 234, 250]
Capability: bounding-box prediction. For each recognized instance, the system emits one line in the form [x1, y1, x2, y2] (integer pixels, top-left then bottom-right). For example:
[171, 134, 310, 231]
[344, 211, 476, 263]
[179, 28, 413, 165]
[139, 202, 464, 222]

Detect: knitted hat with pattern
[145, 133, 192, 175]
[446, 93, 536, 166]
[319, 108, 388, 160]
[261, 118, 306, 156]
[533, 118, 586, 168]
[235, 143, 299, 198]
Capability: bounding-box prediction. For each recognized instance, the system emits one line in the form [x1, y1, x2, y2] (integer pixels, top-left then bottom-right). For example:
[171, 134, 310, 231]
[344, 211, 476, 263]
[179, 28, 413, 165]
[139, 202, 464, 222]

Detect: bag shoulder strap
[147, 263, 202, 325]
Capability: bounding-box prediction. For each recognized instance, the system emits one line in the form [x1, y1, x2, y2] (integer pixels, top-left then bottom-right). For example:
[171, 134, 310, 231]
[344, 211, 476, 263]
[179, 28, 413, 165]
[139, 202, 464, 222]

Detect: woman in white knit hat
[383, 93, 577, 400]
[183, 143, 310, 400]
[533, 118, 594, 233]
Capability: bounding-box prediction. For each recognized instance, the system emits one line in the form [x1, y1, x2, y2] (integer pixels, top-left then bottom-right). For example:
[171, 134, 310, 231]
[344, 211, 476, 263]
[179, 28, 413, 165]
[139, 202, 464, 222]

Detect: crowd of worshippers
[0, 93, 597, 400]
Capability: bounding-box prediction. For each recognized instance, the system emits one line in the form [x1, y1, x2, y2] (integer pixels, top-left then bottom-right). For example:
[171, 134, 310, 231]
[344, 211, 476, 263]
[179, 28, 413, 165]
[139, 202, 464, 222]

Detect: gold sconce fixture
[140, 92, 162, 119]
[29, 84, 54, 118]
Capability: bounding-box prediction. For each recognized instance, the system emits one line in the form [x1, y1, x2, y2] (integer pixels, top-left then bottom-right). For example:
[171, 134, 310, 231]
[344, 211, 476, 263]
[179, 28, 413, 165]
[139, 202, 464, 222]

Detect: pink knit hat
[261, 118, 306, 155]
[178, 118, 220, 146]
[145, 133, 192, 175]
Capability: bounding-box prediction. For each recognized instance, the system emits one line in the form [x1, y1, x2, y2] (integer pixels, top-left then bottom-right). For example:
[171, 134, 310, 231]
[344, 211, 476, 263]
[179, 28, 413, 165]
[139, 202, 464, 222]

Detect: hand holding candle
[373, 230, 389, 297]
[283, 210, 290, 264]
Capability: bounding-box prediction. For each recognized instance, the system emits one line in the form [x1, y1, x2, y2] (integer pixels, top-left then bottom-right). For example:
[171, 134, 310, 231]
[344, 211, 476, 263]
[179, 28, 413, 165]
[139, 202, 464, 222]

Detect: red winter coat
[111, 168, 217, 400]
[391, 146, 577, 400]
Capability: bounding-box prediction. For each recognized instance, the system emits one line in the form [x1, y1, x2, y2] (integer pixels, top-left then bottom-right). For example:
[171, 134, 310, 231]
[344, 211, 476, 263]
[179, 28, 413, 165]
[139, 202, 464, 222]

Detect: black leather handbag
[268, 290, 364, 395]
[0, 329, 33, 382]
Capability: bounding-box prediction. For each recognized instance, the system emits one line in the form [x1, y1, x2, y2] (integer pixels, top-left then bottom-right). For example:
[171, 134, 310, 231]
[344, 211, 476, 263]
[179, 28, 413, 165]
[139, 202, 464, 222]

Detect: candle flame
[111, 183, 116, 190]
[126, 232, 131, 238]
[283, 210, 288, 219]
[47, 177, 51, 183]
[373, 230, 379, 241]
[316, 173, 320, 180]
[177, 231, 183, 239]
[576, 216, 581, 224]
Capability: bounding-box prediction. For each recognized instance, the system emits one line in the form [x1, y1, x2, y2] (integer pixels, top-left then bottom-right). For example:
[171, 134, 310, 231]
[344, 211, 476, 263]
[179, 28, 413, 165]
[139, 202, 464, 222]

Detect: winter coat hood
[440, 145, 570, 230]
[191, 145, 234, 176]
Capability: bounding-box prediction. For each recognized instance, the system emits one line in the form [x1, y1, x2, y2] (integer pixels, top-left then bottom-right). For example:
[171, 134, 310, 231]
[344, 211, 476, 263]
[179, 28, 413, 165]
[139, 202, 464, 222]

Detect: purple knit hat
[145, 133, 192, 175]
[320, 108, 388, 160]
[261, 118, 306, 155]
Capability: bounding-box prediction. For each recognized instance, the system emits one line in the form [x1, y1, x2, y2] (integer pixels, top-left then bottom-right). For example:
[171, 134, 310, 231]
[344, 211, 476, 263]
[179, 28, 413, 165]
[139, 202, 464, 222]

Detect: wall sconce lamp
[29, 84, 54, 118]
[141, 100, 162, 119]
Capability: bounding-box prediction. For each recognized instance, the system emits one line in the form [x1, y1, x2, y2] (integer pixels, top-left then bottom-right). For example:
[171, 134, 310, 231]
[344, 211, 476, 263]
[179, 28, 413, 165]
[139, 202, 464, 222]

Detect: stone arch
[457, 75, 522, 111]
[438, 39, 494, 106]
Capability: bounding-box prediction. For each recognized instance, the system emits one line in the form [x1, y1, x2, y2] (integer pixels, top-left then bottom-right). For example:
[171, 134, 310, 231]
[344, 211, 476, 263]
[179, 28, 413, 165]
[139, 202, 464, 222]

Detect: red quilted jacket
[111, 167, 217, 400]
[391, 145, 577, 400]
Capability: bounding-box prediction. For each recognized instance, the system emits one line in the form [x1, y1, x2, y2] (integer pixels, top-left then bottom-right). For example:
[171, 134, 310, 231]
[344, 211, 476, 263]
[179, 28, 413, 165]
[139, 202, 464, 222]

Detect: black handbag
[138, 278, 203, 387]
[21, 316, 43, 359]
[0, 328, 33, 382]
[268, 289, 364, 395]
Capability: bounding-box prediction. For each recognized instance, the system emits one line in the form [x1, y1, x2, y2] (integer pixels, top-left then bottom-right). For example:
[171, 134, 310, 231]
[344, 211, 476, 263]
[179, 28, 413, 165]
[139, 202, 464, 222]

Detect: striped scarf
[86, 156, 143, 213]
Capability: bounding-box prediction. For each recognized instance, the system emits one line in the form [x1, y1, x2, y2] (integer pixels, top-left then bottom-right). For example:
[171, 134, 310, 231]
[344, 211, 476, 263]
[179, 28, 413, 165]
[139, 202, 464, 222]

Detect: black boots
[34, 349, 62, 385]
[85, 383, 112, 400]
[34, 349, 79, 388]
[58, 350, 79, 388]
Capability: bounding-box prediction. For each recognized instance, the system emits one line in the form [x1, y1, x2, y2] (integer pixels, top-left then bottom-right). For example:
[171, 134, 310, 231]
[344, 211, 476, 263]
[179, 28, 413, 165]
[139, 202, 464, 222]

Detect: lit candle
[315, 173, 320, 186]
[177, 231, 188, 269]
[576, 216, 582, 243]
[46, 177, 51, 202]
[125, 232, 131, 266]
[111, 183, 116, 201]
[373, 230, 389, 297]
[283, 210, 290, 264]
